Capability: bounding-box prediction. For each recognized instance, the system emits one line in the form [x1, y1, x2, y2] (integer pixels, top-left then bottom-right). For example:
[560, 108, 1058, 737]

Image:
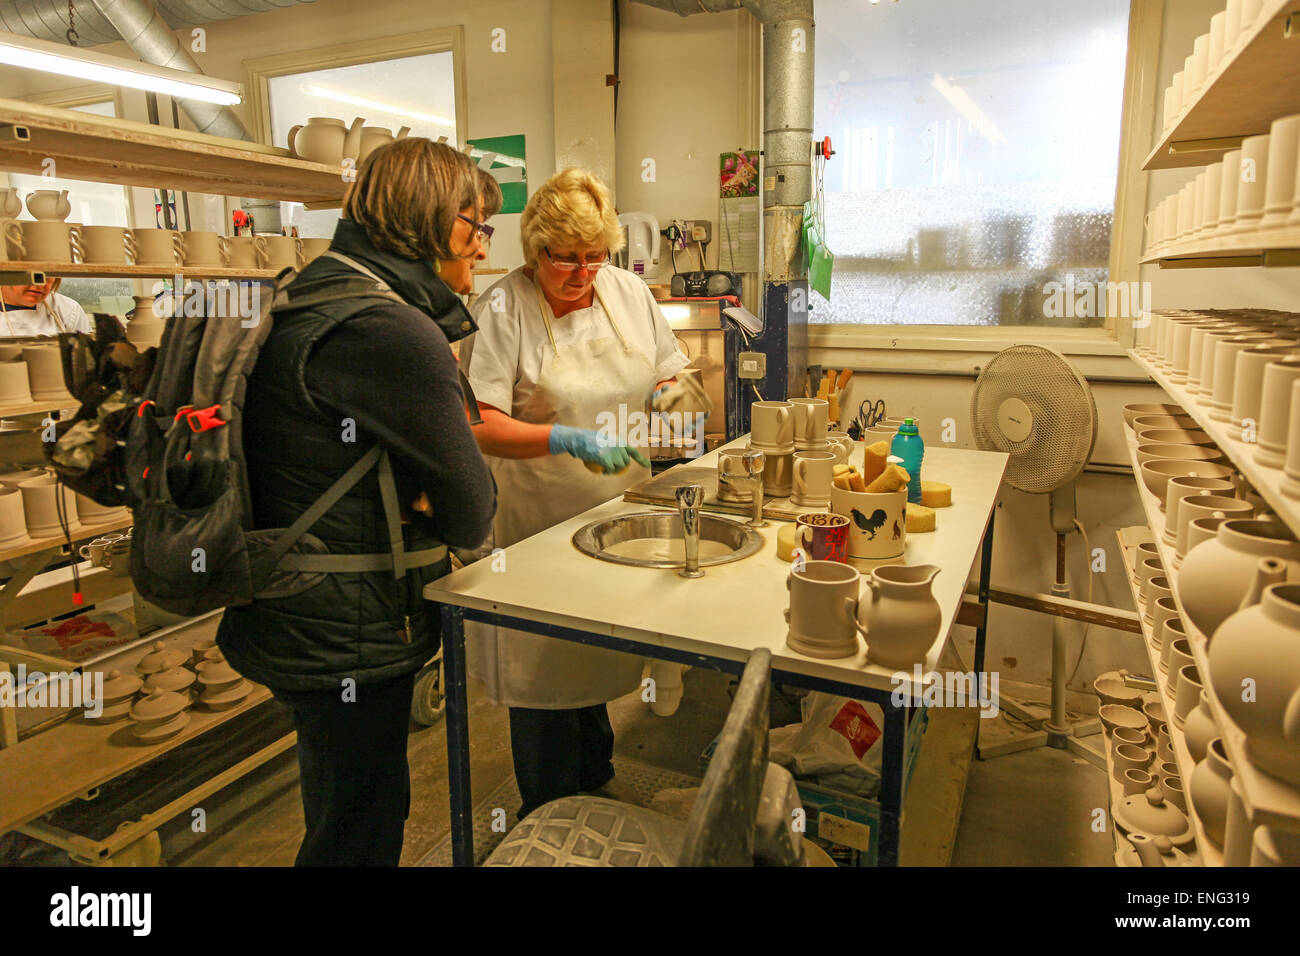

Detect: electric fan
[971, 344, 1098, 750]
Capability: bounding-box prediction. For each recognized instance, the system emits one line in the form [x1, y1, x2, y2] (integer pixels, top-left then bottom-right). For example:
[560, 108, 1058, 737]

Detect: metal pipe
[0, 0, 311, 47]
[676, 483, 706, 578]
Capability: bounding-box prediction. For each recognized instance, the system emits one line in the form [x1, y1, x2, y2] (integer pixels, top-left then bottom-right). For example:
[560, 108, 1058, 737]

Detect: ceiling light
[0, 29, 242, 106]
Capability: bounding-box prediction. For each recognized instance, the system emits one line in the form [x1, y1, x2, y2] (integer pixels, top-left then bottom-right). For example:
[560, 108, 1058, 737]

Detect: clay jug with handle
[287, 117, 346, 165]
[857, 564, 942, 670]
[0, 186, 20, 218]
[1177, 519, 1300, 638]
[25, 189, 70, 221]
[342, 116, 366, 162]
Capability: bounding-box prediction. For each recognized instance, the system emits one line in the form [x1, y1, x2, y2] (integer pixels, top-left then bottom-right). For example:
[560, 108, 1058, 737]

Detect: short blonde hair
[519, 168, 625, 268]
[343, 138, 479, 261]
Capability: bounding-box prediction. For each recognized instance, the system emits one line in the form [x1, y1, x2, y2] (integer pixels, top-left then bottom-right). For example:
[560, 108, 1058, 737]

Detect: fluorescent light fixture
[300, 84, 455, 129]
[0, 30, 242, 105]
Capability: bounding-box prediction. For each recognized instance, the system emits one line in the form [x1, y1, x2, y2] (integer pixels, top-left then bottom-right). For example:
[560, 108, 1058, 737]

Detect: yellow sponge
[865, 463, 910, 494]
[906, 503, 936, 532]
[776, 522, 798, 561]
[861, 441, 889, 485]
[921, 480, 952, 507]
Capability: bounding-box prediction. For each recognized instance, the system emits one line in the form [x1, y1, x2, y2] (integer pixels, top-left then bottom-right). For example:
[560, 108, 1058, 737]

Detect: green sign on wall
[468, 134, 528, 214]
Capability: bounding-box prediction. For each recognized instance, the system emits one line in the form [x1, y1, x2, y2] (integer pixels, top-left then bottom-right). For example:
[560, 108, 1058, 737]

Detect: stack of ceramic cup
[196, 652, 251, 710]
[749, 400, 795, 497]
[95, 668, 142, 722]
[128, 689, 191, 742]
[0, 346, 32, 408]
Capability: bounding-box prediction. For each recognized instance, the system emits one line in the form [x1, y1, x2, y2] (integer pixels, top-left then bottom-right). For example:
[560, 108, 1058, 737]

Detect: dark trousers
[272, 672, 416, 866]
[508, 703, 615, 818]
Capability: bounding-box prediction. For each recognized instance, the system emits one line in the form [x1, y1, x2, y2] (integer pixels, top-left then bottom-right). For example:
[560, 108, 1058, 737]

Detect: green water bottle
[891, 418, 924, 504]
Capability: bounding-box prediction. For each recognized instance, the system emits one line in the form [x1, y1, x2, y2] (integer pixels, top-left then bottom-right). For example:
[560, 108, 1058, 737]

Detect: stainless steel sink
[572, 511, 764, 569]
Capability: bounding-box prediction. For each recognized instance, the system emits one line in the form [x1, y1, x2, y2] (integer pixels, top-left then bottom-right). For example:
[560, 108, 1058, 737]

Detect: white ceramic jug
[25, 189, 71, 221]
[0, 186, 21, 219]
[857, 564, 942, 670]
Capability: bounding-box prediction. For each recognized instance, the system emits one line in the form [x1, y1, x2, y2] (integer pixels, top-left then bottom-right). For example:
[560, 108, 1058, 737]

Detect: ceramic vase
[1182, 691, 1219, 764]
[858, 564, 942, 670]
[1177, 519, 1300, 637]
[1209, 583, 1300, 786]
[1188, 738, 1233, 848]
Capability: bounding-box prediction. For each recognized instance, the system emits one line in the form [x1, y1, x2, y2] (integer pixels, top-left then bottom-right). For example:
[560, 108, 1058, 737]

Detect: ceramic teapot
[1126, 833, 1194, 867]
[1209, 582, 1300, 786]
[341, 116, 366, 162]
[1177, 519, 1300, 637]
[856, 564, 942, 670]
[1113, 787, 1196, 849]
[287, 116, 355, 166]
[0, 186, 20, 219]
[25, 189, 71, 221]
[356, 124, 411, 164]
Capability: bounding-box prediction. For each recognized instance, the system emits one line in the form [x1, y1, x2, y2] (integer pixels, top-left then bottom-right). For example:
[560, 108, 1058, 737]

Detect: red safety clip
[137, 399, 155, 418]
[173, 404, 193, 422]
[185, 404, 227, 433]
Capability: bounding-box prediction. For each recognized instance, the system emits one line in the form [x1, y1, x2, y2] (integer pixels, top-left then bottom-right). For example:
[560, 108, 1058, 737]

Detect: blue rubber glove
[549, 424, 651, 474]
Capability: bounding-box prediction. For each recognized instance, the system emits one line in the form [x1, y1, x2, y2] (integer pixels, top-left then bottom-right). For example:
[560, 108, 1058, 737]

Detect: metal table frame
[438, 510, 996, 868]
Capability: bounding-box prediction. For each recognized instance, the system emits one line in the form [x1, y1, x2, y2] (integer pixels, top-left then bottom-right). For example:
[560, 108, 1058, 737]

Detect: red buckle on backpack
[173, 404, 193, 422]
[185, 405, 227, 432]
[137, 399, 155, 418]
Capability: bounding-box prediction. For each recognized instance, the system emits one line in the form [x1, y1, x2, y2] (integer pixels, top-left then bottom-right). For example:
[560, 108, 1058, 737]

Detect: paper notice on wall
[719, 197, 759, 273]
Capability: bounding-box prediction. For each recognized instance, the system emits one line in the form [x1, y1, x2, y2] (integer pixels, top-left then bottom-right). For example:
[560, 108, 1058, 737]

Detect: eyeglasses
[545, 247, 609, 272]
[457, 214, 495, 242]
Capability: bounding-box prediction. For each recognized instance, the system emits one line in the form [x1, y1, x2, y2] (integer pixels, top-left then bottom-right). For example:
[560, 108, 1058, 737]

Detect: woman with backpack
[216, 138, 497, 866]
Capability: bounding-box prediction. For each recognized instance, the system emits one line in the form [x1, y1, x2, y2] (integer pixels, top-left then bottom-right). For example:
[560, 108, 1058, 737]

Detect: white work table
[426, 438, 1008, 866]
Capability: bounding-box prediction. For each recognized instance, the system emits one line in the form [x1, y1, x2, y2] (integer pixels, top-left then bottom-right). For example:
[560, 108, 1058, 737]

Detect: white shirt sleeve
[462, 274, 523, 414]
[54, 294, 94, 334]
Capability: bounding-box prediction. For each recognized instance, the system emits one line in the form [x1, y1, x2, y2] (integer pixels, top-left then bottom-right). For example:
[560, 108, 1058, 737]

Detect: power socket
[687, 220, 712, 243]
[737, 350, 766, 380]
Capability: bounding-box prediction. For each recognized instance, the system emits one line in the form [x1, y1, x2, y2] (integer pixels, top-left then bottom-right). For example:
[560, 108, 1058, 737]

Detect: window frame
[242, 27, 468, 150]
[810, 0, 1163, 354]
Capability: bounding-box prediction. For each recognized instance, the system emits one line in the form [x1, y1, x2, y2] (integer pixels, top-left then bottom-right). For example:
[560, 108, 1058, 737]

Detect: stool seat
[484, 796, 685, 867]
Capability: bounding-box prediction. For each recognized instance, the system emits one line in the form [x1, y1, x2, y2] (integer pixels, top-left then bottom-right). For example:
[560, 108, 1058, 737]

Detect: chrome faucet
[676, 483, 706, 578]
[740, 449, 767, 528]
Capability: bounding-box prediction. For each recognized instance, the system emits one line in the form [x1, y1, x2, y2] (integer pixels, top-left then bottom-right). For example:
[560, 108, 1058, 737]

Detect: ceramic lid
[100, 668, 142, 701]
[1114, 788, 1194, 844]
[201, 679, 250, 705]
[142, 666, 197, 695]
[197, 656, 241, 686]
[129, 689, 188, 723]
[136, 641, 187, 676]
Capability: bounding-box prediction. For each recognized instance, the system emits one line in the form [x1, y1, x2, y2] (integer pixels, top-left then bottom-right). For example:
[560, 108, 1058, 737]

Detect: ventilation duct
[0, 0, 312, 47]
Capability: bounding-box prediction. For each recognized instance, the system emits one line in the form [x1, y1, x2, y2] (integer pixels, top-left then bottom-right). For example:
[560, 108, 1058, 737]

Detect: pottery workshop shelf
[0, 513, 131, 565]
[1122, 421, 1300, 836]
[1144, 0, 1300, 171]
[0, 260, 280, 281]
[1140, 226, 1300, 269]
[0, 397, 77, 418]
[0, 97, 346, 206]
[1129, 349, 1300, 537]
[1115, 525, 1218, 865]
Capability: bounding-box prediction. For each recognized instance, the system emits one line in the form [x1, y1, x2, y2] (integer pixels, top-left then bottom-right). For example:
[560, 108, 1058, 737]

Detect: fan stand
[980, 488, 1104, 765]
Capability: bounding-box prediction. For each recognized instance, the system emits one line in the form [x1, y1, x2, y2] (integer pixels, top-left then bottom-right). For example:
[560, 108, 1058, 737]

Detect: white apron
[467, 278, 660, 709]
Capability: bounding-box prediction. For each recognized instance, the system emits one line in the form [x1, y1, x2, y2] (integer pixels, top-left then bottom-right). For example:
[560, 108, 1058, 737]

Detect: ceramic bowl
[1143, 698, 1167, 731]
[1139, 459, 1235, 503]
[1094, 674, 1143, 708]
[1133, 414, 1198, 432]
[1124, 403, 1185, 428]
[1135, 443, 1222, 469]
[1135, 428, 1215, 447]
[1101, 703, 1149, 735]
[1113, 726, 1150, 748]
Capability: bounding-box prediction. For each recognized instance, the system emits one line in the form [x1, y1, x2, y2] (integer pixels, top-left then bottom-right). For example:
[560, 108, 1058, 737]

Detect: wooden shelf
[0, 97, 346, 206]
[1115, 524, 1218, 865]
[0, 398, 77, 418]
[1141, 225, 1300, 268]
[0, 512, 131, 564]
[1129, 349, 1300, 537]
[1122, 419, 1300, 836]
[1145, 0, 1300, 171]
[0, 260, 279, 281]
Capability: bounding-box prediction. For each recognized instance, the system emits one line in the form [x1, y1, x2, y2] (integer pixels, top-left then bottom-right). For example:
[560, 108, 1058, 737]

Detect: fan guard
[970, 345, 1097, 494]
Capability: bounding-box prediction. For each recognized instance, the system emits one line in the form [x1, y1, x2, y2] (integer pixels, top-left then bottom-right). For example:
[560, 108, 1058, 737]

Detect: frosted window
[813, 0, 1130, 327]
[267, 52, 458, 239]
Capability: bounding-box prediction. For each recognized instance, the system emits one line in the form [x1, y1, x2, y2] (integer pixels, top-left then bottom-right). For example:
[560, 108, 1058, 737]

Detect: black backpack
[48, 254, 463, 616]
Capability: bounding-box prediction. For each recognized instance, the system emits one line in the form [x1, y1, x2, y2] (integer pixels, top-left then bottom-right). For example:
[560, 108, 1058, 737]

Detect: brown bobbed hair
[343, 138, 480, 261]
[478, 167, 504, 219]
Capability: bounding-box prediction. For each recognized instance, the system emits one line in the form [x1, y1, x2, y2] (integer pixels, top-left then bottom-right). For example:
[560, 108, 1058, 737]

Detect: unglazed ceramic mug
[224, 236, 258, 268]
[181, 231, 230, 267]
[751, 400, 794, 449]
[790, 398, 829, 447]
[784, 559, 867, 659]
[81, 225, 137, 265]
[17, 474, 79, 538]
[0, 487, 27, 546]
[1233, 133, 1271, 233]
[255, 235, 303, 270]
[17, 220, 82, 262]
[759, 447, 793, 498]
[79, 534, 123, 567]
[0, 361, 32, 406]
[825, 430, 854, 465]
[792, 449, 836, 508]
[795, 512, 850, 563]
[1260, 114, 1300, 229]
[133, 228, 184, 267]
[21, 344, 68, 402]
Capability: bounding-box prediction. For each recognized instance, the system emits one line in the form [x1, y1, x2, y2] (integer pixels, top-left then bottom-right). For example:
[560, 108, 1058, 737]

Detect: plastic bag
[769, 692, 885, 797]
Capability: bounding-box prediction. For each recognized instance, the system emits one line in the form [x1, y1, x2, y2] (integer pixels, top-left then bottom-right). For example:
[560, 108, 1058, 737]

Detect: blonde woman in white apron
[461, 168, 692, 817]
